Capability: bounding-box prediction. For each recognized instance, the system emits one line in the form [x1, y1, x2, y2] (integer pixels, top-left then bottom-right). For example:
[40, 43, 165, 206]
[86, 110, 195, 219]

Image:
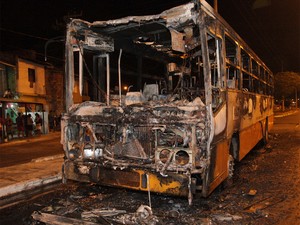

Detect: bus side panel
[268, 113, 274, 131]
[226, 90, 241, 139]
[239, 121, 263, 160]
[206, 139, 230, 196]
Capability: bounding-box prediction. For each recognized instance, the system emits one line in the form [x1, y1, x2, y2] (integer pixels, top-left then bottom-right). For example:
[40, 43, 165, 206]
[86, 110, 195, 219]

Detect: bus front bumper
[63, 160, 196, 197]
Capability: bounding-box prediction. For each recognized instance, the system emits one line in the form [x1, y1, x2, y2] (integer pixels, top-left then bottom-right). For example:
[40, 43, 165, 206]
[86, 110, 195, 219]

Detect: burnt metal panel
[98, 168, 141, 188]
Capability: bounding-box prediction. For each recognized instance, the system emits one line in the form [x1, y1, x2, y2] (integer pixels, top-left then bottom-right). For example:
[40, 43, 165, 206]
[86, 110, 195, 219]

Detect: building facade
[0, 51, 90, 142]
[0, 53, 50, 141]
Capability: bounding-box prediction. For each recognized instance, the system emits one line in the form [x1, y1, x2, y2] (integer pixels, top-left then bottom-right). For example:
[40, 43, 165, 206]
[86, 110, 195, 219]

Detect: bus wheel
[222, 154, 234, 188]
[263, 118, 269, 144]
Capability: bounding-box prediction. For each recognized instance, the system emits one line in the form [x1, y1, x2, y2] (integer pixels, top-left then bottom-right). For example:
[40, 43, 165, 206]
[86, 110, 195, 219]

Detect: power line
[0, 27, 50, 41]
[1, 43, 64, 63]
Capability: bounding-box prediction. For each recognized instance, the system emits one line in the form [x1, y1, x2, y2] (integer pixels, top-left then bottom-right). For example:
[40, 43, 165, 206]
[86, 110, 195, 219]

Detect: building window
[28, 68, 35, 88]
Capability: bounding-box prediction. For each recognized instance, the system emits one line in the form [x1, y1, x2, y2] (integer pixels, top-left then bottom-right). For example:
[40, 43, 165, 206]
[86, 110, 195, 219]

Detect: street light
[44, 36, 65, 61]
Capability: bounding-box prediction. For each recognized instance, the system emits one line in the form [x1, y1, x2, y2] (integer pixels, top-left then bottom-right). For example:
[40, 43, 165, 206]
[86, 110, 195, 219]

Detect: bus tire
[230, 135, 239, 160]
[222, 154, 234, 188]
[263, 118, 269, 144]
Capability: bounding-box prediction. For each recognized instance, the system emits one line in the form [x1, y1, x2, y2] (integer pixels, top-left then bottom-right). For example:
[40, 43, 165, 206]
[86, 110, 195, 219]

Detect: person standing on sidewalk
[5, 113, 13, 140]
[34, 113, 42, 135]
[26, 114, 34, 137]
[16, 113, 25, 138]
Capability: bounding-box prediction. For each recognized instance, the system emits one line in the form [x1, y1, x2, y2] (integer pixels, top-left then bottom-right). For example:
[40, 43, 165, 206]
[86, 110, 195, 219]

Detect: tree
[274, 72, 300, 110]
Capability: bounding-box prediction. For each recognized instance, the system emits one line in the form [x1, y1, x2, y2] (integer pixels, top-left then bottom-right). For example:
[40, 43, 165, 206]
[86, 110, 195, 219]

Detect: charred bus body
[61, 0, 274, 204]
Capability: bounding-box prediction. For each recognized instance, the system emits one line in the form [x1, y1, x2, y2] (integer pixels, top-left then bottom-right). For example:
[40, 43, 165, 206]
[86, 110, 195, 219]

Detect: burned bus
[61, 0, 274, 204]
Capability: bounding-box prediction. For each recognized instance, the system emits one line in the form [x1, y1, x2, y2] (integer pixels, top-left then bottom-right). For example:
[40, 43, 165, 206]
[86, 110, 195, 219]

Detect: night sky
[0, 0, 299, 73]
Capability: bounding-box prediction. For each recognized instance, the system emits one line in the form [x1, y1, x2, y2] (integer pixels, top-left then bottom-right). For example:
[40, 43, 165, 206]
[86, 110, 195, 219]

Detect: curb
[0, 174, 62, 198]
[274, 110, 299, 118]
[31, 154, 64, 163]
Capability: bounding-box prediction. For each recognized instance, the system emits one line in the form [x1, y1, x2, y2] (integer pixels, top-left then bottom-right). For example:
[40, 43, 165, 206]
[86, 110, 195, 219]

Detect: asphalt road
[0, 132, 62, 168]
[273, 110, 300, 133]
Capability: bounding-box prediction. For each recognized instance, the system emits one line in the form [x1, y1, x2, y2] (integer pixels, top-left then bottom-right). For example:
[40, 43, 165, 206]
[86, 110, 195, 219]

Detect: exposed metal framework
[61, 0, 274, 205]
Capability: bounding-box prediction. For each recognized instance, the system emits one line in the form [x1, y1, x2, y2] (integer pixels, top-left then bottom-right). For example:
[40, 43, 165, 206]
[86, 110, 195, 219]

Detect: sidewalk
[0, 130, 61, 146]
[0, 156, 63, 198]
[274, 108, 299, 118]
[0, 132, 64, 199]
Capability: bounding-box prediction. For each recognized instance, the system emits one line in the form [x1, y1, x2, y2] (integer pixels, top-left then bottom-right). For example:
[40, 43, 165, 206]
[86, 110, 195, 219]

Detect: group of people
[0, 111, 62, 143]
[0, 113, 43, 142]
[16, 112, 43, 138]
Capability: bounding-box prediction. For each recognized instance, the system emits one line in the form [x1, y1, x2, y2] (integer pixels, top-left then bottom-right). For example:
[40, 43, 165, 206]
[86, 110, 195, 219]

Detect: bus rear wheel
[263, 118, 269, 144]
[222, 154, 234, 188]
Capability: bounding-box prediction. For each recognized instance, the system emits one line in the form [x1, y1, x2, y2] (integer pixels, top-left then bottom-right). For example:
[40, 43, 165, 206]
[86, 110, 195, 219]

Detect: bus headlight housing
[155, 148, 193, 170]
[68, 143, 80, 160]
[83, 143, 103, 160]
[175, 150, 190, 165]
[158, 148, 171, 163]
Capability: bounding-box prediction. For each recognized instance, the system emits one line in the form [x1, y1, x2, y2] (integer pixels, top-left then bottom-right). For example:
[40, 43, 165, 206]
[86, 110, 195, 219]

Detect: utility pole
[295, 87, 298, 109]
[214, 0, 218, 12]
